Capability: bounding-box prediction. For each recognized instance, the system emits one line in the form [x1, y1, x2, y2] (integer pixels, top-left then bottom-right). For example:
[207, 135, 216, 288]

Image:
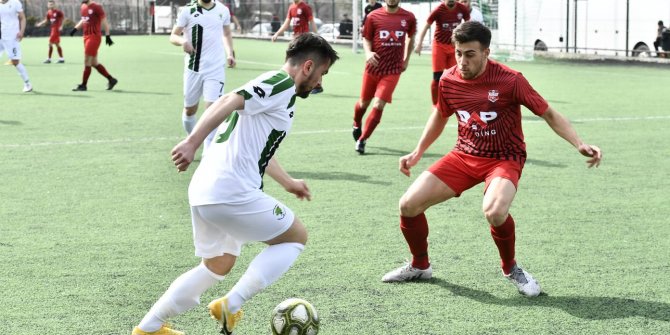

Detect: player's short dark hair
[659, 20, 664, 26]
[286, 33, 339, 67]
[452, 21, 492, 49]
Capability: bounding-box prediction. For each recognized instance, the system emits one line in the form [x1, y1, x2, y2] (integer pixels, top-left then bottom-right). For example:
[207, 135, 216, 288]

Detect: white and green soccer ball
[270, 298, 320, 335]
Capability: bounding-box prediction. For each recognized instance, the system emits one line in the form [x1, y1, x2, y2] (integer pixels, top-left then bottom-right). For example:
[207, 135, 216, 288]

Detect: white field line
[2, 115, 669, 149]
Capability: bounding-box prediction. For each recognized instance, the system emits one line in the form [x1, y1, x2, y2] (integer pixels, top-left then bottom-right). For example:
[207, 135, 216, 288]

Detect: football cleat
[352, 126, 362, 141]
[355, 139, 366, 155]
[382, 263, 433, 282]
[57, 59, 65, 64]
[23, 83, 33, 93]
[107, 77, 118, 90]
[43, 59, 52, 64]
[72, 84, 87, 91]
[208, 296, 243, 335]
[505, 264, 542, 297]
[131, 325, 184, 335]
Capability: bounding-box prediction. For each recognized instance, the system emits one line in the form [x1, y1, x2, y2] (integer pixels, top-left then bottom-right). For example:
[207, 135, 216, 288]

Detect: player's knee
[289, 219, 308, 245]
[202, 255, 236, 276]
[184, 105, 198, 116]
[399, 195, 421, 218]
[372, 100, 386, 111]
[484, 207, 508, 226]
[11, 60, 19, 66]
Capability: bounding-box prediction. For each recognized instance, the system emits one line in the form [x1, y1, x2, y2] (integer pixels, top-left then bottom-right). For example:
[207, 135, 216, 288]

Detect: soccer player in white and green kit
[170, 0, 235, 152]
[0, 0, 32, 92]
[132, 33, 338, 335]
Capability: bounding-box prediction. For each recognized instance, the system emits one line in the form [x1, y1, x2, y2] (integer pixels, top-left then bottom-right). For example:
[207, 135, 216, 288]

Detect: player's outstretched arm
[400, 108, 449, 176]
[36, 18, 47, 28]
[266, 157, 312, 201]
[540, 106, 602, 168]
[272, 18, 291, 42]
[414, 23, 430, 55]
[223, 25, 236, 68]
[171, 93, 245, 172]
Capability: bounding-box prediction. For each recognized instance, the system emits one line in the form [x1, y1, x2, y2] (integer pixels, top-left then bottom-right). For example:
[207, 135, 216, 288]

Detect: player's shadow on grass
[110, 90, 172, 96]
[429, 278, 670, 322]
[2, 92, 91, 98]
[0, 120, 22, 126]
[524, 159, 567, 168]
[290, 171, 391, 186]
[363, 146, 443, 159]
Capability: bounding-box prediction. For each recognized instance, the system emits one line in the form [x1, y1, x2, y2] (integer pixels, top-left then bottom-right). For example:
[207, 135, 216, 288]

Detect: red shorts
[427, 151, 524, 196]
[432, 42, 456, 72]
[360, 71, 401, 103]
[49, 31, 61, 44]
[84, 35, 101, 57]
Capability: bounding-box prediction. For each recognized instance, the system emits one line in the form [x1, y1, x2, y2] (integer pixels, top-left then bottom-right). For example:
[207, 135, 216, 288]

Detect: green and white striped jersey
[189, 70, 298, 205]
[176, 1, 230, 74]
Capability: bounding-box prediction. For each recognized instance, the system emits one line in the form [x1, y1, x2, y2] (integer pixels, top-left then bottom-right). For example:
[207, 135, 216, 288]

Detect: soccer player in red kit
[382, 21, 602, 297]
[352, 0, 416, 154]
[70, 0, 117, 91]
[414, 0, 469, 107]
[271, 0, 318, 41]
[35, 0, 65, 64]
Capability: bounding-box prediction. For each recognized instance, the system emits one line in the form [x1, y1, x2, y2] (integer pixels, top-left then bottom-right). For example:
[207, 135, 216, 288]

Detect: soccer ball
[270, 298, 320, 335]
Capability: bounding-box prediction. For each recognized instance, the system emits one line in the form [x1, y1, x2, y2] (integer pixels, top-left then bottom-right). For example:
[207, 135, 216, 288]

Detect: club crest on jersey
[400, 19, 407, 27]
[88, 9, 93, 14]
[297, 9, 302, 15]
[488, 90, 499, 103]
[457, 13, 463, 20]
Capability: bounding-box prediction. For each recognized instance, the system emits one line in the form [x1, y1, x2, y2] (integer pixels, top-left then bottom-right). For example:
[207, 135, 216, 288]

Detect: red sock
[359, 107, 382, 141]
[400, 214, 430, 269]
[490, 215, 516, 275]
[94, 64, 111, 79]
[430, 80, 439, 105]
[353, 101, 366, 129]
[82, 66, 92, 85]
[48, 45, 53, 58]
[57, 46, 63, 58]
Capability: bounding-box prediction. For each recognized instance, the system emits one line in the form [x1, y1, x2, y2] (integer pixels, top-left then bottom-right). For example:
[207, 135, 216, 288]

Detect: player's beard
[296, 84, 311, 99]
[201, 0, 212, 3]
[385, 0, 400, 9]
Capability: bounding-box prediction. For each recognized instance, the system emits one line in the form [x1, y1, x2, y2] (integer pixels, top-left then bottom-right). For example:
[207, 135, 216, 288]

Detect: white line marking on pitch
[2, 115, 669, 148]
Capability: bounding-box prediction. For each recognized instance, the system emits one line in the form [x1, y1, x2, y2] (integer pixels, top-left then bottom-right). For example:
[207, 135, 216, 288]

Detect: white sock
[15, 63, 29, 82]
[182, 113, 196, 134]
[226, 243, 304, 313]
[137, 263, 224, 332]
[202, 129, 217, 154]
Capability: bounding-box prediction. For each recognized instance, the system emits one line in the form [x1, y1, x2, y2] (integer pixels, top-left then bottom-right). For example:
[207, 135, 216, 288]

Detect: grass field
[1, 35, 670, 335]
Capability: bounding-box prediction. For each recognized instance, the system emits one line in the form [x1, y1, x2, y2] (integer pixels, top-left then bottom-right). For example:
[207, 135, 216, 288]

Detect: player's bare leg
[383, 172, 456, 282]
[209, 218, 307, 334]
[483, 177, 541, 296]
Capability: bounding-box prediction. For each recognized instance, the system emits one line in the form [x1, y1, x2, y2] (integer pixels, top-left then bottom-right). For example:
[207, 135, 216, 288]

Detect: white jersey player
[132, 33, 338, 335]
[0, 0, 31, 92]
[170, 0, 235, 152]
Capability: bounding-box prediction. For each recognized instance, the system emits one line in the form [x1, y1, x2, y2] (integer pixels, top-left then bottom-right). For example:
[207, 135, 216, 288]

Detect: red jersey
[363, 7, 417, 76]
[286, 1, 313, 35]
[427, 2, 469, 44]
[80, 2, 106, 36]
[46, 9, 64, 32]
[437, 60, 549, 162]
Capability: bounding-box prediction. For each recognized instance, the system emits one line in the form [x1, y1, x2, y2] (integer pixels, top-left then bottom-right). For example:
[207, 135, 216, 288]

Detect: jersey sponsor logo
[488, 90, 499, 103]
[253, 85, 266, 98]
[379, 30, 405, 45]
[457, 110, 499, 137]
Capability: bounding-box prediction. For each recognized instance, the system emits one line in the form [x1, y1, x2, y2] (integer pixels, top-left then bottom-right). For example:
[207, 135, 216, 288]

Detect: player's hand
[399, 151, 422, 177]
[578, 144, 602, 168]
[171, 139, 198, 172]
[105, 35, 114, 46]
[271, 34, 278, 42]
[402, 59, 410, 72]
[16, 32, 23, 42]
[69, 28, 78, 36]
[366, 52, 380, 67]
[182, 41, 194, 55]
[227, 56, 236, 68]
[414, 45, 422, 55]
[285, 179, 312, 201]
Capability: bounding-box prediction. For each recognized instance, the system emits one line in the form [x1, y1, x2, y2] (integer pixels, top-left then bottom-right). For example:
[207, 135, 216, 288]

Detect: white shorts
[190, 194, 295, 258]
[0, 39, 21, 60]
[183, 68, 226, 107]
